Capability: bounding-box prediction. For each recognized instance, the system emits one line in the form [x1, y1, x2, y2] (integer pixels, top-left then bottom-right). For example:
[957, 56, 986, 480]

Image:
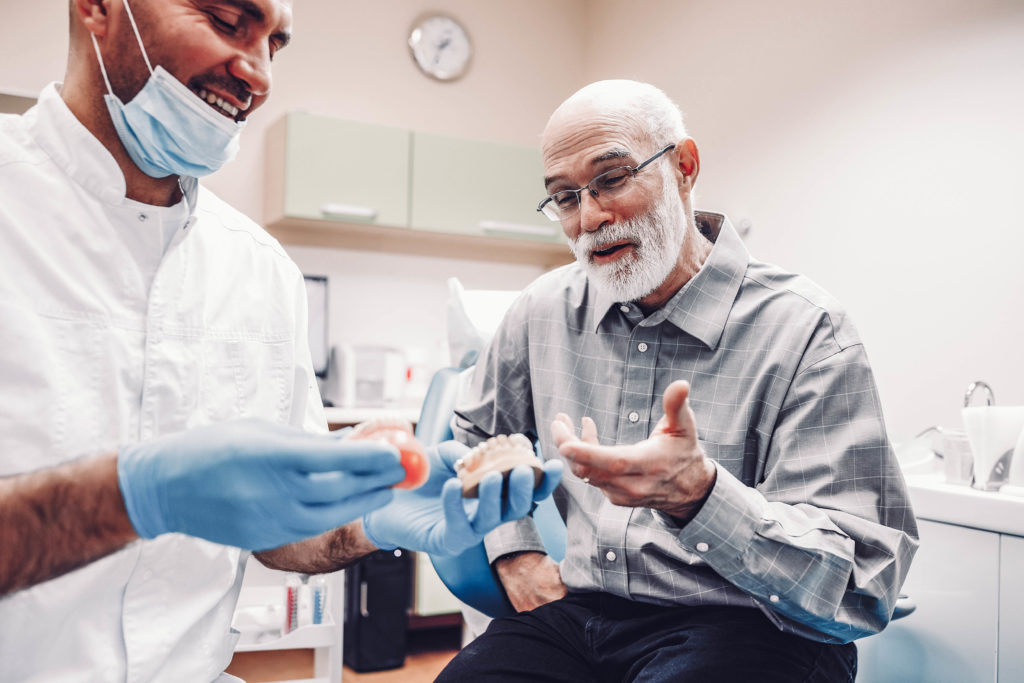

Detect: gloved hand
[361, 440, 563, 556]
[117, 419, 406, 550]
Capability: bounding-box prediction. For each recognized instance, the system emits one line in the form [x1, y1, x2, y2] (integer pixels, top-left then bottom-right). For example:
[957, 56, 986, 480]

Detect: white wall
[585, 0, 1024, 440]
[0, 1, 67, 97]
[233, 0, 588, 386]
[4, 1, 1021, 438]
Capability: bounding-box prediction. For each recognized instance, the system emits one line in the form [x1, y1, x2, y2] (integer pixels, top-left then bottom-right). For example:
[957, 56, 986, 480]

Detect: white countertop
[323, 406, 421, 427]
[905, 472, 1024, 537]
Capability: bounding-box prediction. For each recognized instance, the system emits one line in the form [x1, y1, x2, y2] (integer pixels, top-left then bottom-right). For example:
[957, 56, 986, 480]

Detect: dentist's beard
[570, 180, 688, 303]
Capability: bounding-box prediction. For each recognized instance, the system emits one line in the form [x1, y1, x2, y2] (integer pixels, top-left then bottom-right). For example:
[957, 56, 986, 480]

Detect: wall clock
[408, 14, 473, 82]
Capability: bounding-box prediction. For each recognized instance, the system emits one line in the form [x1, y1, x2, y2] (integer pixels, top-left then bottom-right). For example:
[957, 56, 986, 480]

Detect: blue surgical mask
[89, 0, 246, 179]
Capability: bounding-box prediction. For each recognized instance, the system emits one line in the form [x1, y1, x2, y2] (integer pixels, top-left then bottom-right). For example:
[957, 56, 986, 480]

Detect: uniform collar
[591, 211, 749, 350]
[27, 82, 198, 211]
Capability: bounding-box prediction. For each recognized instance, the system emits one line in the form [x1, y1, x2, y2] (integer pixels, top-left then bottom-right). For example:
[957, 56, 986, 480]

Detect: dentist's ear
[74, 0, 111, 37]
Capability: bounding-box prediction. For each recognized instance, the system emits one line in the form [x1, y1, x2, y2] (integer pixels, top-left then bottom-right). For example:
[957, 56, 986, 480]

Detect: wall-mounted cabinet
[267, 113, 411, 227]
[263, 112, 572, 269]
[410, 132, 561, 244]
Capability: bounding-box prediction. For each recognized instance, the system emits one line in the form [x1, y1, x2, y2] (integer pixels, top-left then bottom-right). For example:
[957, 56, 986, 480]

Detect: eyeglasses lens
[542, 166, 635, 221]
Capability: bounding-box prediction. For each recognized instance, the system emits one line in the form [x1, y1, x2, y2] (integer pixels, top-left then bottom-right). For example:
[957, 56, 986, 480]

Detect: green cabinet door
[410, 132, 563, 244]
[279, 113, 411, 226]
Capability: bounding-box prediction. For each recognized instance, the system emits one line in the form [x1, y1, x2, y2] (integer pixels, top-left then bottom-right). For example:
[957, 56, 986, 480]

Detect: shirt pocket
[198, 339, 293, 425]
[0, 307, 113, 471]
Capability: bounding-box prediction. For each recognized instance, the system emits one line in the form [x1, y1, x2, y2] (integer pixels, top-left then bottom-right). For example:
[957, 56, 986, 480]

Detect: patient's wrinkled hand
[495, 551, 567, 613]
[551, 380, 716, 521]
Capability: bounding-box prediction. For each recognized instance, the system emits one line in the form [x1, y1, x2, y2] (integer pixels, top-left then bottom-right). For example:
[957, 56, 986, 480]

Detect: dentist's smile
[194, 87, 248, 120]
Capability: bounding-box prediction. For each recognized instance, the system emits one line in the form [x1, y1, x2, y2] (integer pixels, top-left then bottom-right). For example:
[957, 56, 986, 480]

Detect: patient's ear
[677, 138, 700, 185]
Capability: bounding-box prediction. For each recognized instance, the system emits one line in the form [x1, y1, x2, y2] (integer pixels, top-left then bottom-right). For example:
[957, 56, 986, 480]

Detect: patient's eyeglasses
[536, 144, 676, 222]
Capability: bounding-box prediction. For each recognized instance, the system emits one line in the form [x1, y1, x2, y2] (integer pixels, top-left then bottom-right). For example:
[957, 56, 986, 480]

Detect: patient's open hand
[551, 380, 717, 521]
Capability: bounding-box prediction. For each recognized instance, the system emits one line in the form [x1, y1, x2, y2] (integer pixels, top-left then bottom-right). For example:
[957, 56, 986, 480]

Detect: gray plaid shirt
[453, 212, 918, 644]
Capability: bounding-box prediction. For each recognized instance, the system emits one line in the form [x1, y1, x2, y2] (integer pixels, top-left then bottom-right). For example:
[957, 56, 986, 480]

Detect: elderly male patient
[436, 80, 918, 682]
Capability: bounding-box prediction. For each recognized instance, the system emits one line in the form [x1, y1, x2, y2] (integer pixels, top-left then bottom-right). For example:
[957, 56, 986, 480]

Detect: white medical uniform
[0, 84, 326, 682]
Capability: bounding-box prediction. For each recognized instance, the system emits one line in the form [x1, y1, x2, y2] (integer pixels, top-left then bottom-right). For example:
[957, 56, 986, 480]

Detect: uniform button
[628, 411, 639, 423]
[769, 594, 780, 603]
[137, 213, 147, 222]
[619, 304, 630, 312]
[637, 342, 648, 352]
[695, 542, 709, 552]
[605, 550, 617, 562]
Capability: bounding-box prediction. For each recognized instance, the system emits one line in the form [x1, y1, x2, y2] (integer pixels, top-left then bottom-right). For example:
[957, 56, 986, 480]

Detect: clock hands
[434, 35, 452, 65]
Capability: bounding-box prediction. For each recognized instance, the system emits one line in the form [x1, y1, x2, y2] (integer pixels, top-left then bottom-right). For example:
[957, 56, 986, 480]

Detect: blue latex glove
[117, 419, 406, 550]
[361, 440, 563, 556]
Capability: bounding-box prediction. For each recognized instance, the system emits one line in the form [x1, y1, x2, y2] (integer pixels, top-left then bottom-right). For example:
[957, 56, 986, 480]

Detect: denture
[454, 433, 544, 498]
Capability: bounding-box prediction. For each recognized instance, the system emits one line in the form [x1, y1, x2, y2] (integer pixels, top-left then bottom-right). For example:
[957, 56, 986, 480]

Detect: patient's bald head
[543, 80, 687, 160]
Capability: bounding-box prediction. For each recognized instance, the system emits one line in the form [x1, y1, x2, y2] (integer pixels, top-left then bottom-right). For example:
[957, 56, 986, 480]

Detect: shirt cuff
[666, 462, 765, 577]
[483, 516, 546, 565]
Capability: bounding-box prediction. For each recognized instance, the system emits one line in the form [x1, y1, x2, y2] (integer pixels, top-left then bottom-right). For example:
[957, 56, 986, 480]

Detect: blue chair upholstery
[415, 366, 566, 619]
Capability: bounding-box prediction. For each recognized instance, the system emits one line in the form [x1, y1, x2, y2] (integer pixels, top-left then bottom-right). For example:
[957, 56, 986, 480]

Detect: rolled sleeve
[483, 517, 546, 564]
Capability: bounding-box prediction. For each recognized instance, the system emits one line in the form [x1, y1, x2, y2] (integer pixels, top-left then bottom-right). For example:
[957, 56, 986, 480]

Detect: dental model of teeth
[454, 433, 545, 498]
[196, 88, 240, 117]
[347, 417, 430, 490]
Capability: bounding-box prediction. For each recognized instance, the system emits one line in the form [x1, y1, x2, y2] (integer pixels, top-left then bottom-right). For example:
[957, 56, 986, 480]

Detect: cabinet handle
[320, 203, 378, 221]
[359, 581, 369, 617]
[478, 220, 557, 237]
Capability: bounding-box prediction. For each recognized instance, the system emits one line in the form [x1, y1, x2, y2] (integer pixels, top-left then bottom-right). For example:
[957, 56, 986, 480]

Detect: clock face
[408, 14, 472, 81]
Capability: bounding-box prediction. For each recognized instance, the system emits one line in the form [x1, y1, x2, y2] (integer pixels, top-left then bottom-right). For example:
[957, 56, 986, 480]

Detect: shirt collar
[27, 82, 198, 211]
[590, 211, 750, 350]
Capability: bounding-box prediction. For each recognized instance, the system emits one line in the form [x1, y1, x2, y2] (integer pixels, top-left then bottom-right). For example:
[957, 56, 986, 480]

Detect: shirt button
[637, 342, 648, 353]
[619, 304, 630, 312]
[628, 411, 639, 423]
[605, 550, 617, 562]
[695, 542, 709, 552]
[769, 594, 780, 603]
[137, 213, 147, 222]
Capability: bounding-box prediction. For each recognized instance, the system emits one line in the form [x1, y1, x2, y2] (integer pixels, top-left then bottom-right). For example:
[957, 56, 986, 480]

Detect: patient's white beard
[570, 175, 688, 303]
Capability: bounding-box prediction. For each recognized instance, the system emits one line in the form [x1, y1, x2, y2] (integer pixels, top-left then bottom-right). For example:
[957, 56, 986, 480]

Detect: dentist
[0, 1, 560, 681]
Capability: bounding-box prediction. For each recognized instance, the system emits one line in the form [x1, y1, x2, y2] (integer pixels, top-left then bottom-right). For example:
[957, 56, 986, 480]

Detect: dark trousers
[436, 592, 856, 682]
